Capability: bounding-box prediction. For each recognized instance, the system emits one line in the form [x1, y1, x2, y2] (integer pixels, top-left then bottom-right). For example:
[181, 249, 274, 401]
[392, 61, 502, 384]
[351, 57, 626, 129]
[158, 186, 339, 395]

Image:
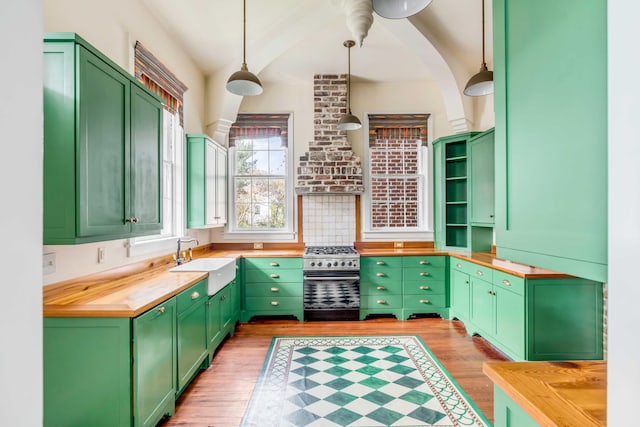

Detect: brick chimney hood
[296, 74, 364, 195]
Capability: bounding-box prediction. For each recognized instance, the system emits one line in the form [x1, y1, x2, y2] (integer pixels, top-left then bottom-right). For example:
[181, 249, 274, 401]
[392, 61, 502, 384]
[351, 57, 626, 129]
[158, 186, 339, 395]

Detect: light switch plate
[253, 242, 264, 249]
[394, 242, 404, 248]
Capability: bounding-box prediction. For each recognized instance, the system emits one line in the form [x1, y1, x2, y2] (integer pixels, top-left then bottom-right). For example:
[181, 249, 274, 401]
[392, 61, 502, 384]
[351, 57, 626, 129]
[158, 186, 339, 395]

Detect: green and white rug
[241, 335, 490, 427]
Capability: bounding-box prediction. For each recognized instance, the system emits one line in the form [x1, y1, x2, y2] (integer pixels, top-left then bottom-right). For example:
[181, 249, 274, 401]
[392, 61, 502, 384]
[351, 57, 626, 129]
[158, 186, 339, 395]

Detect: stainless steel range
[303, 246, 360, 321]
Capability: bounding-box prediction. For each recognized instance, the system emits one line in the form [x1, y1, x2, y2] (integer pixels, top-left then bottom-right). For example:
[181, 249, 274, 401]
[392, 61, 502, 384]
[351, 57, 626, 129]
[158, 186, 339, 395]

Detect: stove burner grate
[304, 246, 358, 256]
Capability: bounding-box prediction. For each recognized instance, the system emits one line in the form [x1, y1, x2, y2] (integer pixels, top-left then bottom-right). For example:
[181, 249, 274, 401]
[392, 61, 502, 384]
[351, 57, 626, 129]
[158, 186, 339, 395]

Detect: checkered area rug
[240, 336, 490, 427]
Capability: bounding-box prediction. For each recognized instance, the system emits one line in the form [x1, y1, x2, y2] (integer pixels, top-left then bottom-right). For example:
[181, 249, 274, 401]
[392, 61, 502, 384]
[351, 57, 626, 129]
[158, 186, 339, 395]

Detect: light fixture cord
[481, 0, 486, 66]
[243, 0, 247, 66]
[347, 44, 351, 112]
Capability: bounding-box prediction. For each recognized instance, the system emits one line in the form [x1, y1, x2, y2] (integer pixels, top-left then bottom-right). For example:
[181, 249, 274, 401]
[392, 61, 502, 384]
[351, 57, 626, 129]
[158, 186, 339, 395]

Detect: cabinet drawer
[403, 256, 446, 268]
[245, 296, 302, 312]
[245, 269, 303, 283]
[244, 257, 302, 270]
[177, 279, 208, 314]
[403, 281, 446, 295]
[361, 294, 403, 309]
[451, 258, 493, 281]
[403, 266, 446, 282]
[244, 282, 302, 297]
[360, 280, 402, 296]
[361, 256, 403, 269]
[493, 271, 525, 296]
[402, 294, 446, 310]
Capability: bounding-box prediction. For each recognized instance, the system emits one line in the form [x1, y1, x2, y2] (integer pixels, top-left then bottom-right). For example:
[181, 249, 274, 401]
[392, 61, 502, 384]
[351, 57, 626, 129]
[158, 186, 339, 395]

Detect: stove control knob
[341, 261, 345, 266]
[310, 262, 315, 267]
[334, 262, 338, 266]
[347, 261, 352, 266]
[318, 262, 323, 267]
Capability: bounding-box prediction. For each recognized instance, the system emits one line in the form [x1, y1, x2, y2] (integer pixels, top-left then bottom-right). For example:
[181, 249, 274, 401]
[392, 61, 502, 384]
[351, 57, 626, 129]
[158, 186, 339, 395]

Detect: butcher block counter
[483, 361, 607, 426]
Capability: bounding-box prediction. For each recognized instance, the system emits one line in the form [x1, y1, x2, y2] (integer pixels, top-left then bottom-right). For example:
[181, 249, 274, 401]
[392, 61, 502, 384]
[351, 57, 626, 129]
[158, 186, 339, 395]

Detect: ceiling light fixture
[337, 40, 362, 131]
[372, 0, 433, 19]
[226, 0, 263, 96]
[464, 0, 494, 96]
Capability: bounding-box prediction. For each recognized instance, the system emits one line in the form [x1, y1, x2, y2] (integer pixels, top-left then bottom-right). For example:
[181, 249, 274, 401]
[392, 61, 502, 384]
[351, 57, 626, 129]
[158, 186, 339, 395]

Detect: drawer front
[361, 256, 403, 270]
[244, 257, 302, 270]
[493, 271, 525, 296]
[244, 281, 302, 297]
[403, 266, 446, 282]
[451, 258, 493, 281]
[245, 296, 302, 312]
[360, 279, 402, 296]
[245, 269, 303, 284]
[361, 294, 403, 309]
[177, 279, 208, 314]
[402, 294, 446, 310]
[402, 256, 446, 268]
[403, 281, 446, 295]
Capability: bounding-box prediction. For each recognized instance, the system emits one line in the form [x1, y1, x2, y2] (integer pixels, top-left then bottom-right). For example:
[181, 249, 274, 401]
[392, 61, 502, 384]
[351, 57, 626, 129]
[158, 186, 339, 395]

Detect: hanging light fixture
[464, 0, 494, 96]
[337, 40, 362, 131]
[372, 0, 433, 19]
[226, 0, 263, 96]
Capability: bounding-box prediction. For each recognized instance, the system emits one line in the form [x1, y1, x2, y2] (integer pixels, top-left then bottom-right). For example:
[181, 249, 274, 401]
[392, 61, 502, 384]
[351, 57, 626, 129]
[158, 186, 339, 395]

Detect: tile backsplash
[303, 195, 356, 246]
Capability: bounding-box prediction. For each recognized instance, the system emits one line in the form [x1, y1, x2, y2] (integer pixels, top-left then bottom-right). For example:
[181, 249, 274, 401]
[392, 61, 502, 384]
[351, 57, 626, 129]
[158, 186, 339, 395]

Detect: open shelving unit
[444, 140, 469, 248]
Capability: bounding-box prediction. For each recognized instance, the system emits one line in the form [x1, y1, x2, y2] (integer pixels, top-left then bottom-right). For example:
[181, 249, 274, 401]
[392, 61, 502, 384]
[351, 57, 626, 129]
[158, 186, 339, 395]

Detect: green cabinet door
[494, 287, 525, 358]
[207, 292, 224, 354]
[470, 129, 495, 226]
[470, 277, 494, 335]
[450, 269, 471, 322]
[493, 387, 540, 427]
[130, 84, 162, 233]
[177, 281, 208, 394]
[493, 0, 607, 282]
[133, 298, 177, 427]
[220, 285, 233, 333]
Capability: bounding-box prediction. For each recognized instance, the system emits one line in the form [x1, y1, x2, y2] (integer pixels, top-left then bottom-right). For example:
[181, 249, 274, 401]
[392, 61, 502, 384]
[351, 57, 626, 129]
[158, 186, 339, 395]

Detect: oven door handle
[304, 275, 360, 281]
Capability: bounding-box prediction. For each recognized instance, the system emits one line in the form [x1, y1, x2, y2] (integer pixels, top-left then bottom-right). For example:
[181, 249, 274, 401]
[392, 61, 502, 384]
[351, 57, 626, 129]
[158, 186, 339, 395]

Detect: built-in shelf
[446, 176, 467, 181]
[446, 155, 467, 162]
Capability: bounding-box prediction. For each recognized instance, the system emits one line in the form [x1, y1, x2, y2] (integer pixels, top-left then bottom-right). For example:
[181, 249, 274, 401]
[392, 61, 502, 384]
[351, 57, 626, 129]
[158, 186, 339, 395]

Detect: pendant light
[337, 40, 362, 131]
[372, 0, 433, 19]
[226, 0, 263, 96]
[464, 0, 494, 96]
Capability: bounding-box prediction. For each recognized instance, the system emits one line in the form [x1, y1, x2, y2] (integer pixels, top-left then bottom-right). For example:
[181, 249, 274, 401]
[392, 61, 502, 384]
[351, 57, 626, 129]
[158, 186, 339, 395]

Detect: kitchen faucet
[175, 237, 199, 265]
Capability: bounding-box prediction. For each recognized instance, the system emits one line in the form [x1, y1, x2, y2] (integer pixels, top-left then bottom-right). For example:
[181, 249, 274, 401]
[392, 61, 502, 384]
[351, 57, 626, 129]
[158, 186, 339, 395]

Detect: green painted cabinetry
[493, 0, 607, 282]
[241, 257, 303, 321]
[402, 256, 448, 319]
[186, 134, 228, 229]
[450, 259, 602, 361]
[360, 256, 403, 320]
[43, 33, 162, 244]
[176, 280, 208, 396]
[493, 387, 540, 427]
[469, 128, 494, 227]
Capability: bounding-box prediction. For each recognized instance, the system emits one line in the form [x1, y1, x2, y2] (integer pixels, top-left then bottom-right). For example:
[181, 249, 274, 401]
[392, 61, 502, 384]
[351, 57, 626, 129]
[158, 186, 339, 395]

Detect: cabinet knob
[502, 279, 511, 286]
[490, 214, 495, 218]
[419, 299, 430, 304]
[132, 217, 139, 223]
[270, 273, 280, 279]
[465, 280, 469, 284]
[376, 299, 387, 305]
[376, 286, 386, 290]
[476, 270, 484, 276]
[158, 306, 165, 314]
[270, 262, 279, 267]
[419, 260, 430, 265]
[270, 287, 280, 292]
[376, 272, 386, 277]
[220, 295, 226, 301]
[270, 301, 279, 306]
[191, 291, 200, 300]
[456, 263, 462, 268]
[125, 217, 133, 223]
[376, 261, 386, 265]
[420, 285, 430, 290]
[420, 272, 430, 277]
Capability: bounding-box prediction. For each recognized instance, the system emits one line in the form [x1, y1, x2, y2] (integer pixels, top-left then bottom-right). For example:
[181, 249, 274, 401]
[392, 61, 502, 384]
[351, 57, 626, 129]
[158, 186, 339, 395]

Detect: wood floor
[160, 318, 509, 427]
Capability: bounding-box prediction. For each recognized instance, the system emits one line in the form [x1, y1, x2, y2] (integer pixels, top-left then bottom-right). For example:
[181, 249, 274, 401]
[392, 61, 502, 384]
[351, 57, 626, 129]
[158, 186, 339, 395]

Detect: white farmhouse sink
[170, 258, 236, 295]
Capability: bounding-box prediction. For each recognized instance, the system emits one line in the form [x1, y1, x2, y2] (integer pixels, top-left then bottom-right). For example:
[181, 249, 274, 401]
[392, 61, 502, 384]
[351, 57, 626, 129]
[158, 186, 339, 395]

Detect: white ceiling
[142, 0, 491, 84]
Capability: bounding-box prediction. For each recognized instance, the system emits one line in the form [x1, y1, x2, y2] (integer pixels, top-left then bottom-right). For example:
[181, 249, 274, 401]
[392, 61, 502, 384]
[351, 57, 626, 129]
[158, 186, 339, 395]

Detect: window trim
[361, 112, 434, 241]
[224, 113, 297, 242]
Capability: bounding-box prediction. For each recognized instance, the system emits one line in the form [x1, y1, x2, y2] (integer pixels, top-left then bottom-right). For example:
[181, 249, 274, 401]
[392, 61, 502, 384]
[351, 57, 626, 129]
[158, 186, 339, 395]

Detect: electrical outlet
[98, 247, 106, 264]
[253, 242, 264, 249]
[43, 253, 56, 275]
[394, 241, 404, 248]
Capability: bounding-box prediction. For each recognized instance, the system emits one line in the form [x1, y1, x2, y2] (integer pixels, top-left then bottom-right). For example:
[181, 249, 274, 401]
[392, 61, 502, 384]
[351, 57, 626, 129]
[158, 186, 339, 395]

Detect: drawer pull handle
[420, 299, 430, 304]
[376, 286, 386, 290]
[158, 306, 165, 314]
[270, 262, 279, 267]
[456, 263, 462, 268]
[420, 272, 429, 276]
[376, 272, 386, 277]
[220, 295, 226, 301]
[476, 270, 484, 276]
[270, 301, 279, 306]
[465, 280, 469, 284]
[420, 285, 430, 290]
[376, 261, 386, 265]
[191, 291, 200, 300]
[502, 279, 511, 286]
[376, 299, 387, 304]
[419, 260, 430, 265]
[270, 273, 280, 279]
[270, 287, 280, 292]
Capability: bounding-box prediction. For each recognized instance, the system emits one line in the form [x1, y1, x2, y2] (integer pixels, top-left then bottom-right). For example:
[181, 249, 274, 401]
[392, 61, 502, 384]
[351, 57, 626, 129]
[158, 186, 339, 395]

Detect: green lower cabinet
[176, 281, 208, 396]
[493, 387, 540, 427]
[360, 256, 403, 320]
[207, 281, 235, 359]
[470, 277, 495, 334]
[450, 269, 471, 322]
[401, 256, 448, 319]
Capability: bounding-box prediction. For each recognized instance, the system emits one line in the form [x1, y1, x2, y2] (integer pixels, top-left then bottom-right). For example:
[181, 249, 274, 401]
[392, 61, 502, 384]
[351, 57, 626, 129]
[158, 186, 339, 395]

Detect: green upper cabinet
[469, 128, 495, 227]
[186, 134, 228, 229]
[43, 33, 163, 244]
[493, 0, 607, 282]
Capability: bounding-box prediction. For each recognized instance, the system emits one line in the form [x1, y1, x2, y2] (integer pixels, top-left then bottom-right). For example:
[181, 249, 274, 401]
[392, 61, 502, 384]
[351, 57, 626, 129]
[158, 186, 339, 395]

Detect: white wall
[0, 1, 43, 424]
[42, 0, 211, 285]
[607, 0, 640, 424]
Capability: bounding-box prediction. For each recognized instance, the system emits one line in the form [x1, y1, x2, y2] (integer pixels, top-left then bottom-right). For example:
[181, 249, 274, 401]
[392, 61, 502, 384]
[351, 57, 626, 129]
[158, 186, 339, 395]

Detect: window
[363, 114, 432, 239]
[227, 114, 295, 239]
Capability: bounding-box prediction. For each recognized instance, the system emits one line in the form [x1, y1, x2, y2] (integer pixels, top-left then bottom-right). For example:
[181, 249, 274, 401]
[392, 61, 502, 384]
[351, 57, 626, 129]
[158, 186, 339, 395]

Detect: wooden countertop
[483, 361, 606, 427]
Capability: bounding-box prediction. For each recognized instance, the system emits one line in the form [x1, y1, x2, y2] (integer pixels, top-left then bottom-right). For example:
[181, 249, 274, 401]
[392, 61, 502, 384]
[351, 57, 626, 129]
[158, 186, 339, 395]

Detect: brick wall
[296, 74, 364, 194]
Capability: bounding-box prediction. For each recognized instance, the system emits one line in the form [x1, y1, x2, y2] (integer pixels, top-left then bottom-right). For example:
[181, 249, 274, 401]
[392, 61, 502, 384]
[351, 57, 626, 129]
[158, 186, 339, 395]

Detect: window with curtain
[228, 114, 293, 233]
[364, 114, 432, 236]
